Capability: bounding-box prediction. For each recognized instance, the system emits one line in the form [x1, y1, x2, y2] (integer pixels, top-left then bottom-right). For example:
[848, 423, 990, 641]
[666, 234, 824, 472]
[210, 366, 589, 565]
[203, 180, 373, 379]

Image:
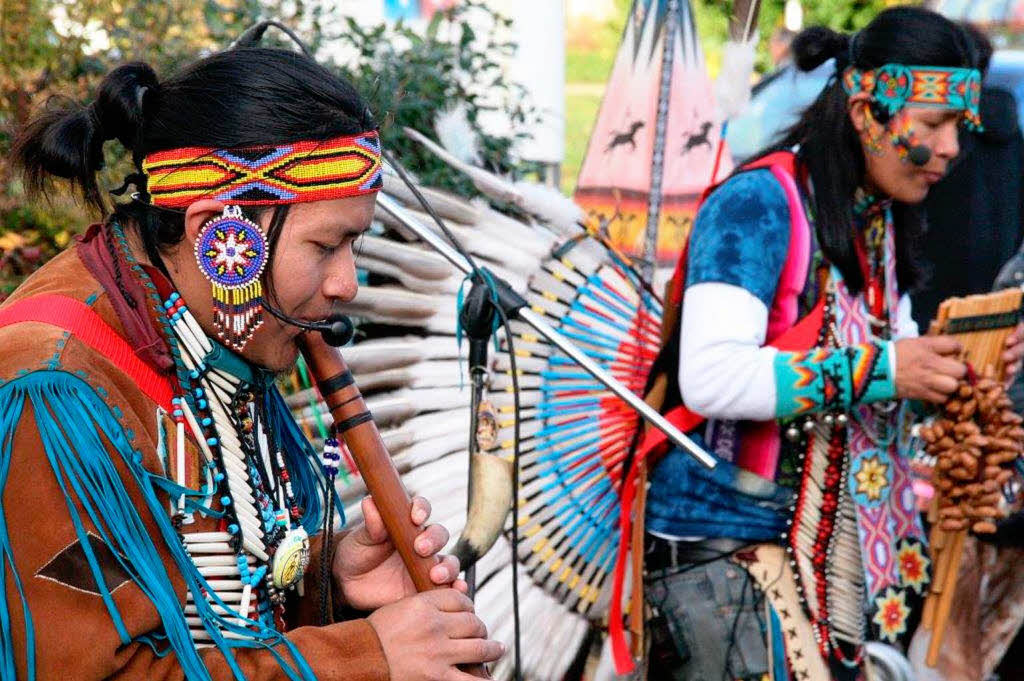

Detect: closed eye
[315, 231, 364, 255]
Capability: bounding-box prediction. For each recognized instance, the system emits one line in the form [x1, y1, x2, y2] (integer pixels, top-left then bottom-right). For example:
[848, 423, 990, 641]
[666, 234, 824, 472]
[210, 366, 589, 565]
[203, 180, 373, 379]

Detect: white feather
[591, 635, 619, 681]
[715, 36, 759, 120]
[512, 180, 585, 236]
[434, 104, 482, 166]
[404, 127, 523, 204]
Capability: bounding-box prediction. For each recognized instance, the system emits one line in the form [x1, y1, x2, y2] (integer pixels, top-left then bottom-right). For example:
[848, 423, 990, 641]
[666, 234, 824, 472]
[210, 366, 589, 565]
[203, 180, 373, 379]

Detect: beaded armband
[774, 340, 895, 418]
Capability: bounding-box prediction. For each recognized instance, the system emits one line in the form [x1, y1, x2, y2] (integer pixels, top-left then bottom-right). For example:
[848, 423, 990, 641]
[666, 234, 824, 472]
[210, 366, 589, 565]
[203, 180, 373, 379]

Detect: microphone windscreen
[907, 144, 932, 167]
[322, 315, 355, 347]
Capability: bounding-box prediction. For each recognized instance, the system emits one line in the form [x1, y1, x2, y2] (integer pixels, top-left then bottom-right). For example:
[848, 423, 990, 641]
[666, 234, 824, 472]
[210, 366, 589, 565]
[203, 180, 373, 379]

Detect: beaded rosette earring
[194, 205, 269, 350]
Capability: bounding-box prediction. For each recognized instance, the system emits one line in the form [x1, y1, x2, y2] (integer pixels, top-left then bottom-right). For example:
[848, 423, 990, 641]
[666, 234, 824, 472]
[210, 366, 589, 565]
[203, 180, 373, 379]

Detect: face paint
[886, 109, 921, 163]
[862, 105, 887, 157]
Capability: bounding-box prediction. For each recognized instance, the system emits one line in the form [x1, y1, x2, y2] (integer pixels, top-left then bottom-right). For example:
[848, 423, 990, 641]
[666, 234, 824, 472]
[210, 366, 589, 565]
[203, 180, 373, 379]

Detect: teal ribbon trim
[264, 384, 344, 532]
[0, 371, 317, 680]
[0, 393, 36, 681]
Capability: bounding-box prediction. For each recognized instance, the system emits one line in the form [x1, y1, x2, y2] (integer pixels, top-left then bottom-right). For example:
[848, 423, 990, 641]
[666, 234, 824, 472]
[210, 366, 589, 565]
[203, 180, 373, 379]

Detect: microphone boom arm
[376, 193, 716, 470]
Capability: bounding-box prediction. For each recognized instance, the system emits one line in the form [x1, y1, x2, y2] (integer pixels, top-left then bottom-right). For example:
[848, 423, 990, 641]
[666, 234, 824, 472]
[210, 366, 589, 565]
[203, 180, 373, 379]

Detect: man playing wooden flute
[3, 32, 503, 681]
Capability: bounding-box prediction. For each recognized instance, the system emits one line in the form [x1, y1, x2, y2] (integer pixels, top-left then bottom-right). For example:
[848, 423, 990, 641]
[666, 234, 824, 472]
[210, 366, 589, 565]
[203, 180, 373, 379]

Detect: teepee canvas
[574, 0, 730, 266]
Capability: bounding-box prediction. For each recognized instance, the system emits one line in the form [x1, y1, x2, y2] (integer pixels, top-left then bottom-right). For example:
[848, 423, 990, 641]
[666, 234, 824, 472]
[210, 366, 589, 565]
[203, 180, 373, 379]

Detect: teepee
[574, 0, 731, 266]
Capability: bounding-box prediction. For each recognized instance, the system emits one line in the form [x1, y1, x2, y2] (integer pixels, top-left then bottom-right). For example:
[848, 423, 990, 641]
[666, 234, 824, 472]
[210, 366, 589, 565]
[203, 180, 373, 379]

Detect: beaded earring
[194, 205, 269, 350]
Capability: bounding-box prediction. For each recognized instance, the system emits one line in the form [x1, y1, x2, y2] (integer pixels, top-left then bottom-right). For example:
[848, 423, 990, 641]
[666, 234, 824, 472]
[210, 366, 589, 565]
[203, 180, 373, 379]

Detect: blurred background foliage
[0, 0, 531, 298]
[0, 0, 913, 296]
[334, 1, 537, 196]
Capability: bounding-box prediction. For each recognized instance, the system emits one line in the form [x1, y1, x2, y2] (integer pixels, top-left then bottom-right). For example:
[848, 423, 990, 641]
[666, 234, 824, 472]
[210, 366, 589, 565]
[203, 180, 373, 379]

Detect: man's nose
[322, 258, 359, 303]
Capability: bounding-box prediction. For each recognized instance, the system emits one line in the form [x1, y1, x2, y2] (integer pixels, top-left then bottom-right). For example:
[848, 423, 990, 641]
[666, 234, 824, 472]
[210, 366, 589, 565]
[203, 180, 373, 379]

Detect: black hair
[12, 43, 376, 282]
[754, 7, 979, 294]
[961, 23, 993, 75]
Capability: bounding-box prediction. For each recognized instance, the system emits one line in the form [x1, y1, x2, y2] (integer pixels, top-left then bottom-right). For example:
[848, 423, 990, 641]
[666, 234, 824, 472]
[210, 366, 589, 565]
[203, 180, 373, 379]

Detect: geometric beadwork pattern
[842, 64, 982, 131]
[143, 131, 383, 208]
[193, 209, 269, 350]
[195, 216, 267, 288]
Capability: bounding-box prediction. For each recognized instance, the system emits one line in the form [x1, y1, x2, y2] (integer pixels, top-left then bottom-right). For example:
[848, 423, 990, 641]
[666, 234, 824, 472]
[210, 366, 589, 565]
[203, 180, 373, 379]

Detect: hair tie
[846, 31, 860, 68]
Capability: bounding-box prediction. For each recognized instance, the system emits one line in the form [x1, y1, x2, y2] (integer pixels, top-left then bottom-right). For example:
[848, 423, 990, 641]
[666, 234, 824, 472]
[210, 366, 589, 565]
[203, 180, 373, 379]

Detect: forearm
[679, 283, 897, 421]
[773, 340, 896, 417]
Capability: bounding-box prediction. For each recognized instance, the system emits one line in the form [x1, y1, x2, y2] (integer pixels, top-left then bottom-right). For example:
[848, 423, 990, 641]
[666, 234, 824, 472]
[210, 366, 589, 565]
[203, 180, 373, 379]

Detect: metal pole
[376, 193, 716, 469]
[642, 0, 679, 273]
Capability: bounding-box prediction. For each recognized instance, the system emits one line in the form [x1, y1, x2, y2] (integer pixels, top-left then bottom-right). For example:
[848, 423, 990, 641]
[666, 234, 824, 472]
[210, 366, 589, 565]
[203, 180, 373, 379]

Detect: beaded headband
[842, 64, 983, 131]
[141, 131, 383, 208]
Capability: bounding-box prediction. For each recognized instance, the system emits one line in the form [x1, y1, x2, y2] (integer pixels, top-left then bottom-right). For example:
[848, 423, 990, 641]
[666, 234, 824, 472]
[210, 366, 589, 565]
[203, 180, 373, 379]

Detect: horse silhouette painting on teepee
[574, 0, 730, 266]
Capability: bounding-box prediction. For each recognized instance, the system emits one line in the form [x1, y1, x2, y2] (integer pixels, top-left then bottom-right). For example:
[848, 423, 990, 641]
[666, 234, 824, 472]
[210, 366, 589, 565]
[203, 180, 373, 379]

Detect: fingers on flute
[415, 523, 451, 556]
[410, 495, 432, 526]
[428, 555, 461, 584]
[449, 638, 505, 665]
[446, 611, 489, 639]
[927, 336, 964, 356]
[928, 373, 960, 398]
[1008, 323, 1024, 345]
[1002, 345, 1024, 364]
[921, 377, 957, 404]
[359, 496, 391, 543]
[421, 587, 475, 612]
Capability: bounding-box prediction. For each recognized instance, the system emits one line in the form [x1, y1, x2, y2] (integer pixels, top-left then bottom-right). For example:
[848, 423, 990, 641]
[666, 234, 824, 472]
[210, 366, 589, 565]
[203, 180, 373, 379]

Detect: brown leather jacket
[0, 234, 389, 680]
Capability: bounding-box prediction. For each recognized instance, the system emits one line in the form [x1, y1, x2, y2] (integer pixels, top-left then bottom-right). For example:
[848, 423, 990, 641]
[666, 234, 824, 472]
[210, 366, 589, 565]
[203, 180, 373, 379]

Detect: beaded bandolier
[778, 193, 929, 676]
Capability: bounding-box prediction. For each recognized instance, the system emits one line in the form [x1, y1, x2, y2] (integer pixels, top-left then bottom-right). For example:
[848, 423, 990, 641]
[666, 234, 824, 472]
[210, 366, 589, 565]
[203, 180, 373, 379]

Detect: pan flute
[921, 288, 1024, 666]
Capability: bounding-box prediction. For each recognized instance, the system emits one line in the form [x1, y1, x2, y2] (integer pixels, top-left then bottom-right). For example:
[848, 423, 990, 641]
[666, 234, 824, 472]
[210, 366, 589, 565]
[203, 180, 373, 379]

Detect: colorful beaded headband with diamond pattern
[842, 64, 983, 131]
[141, 131, 383, 208]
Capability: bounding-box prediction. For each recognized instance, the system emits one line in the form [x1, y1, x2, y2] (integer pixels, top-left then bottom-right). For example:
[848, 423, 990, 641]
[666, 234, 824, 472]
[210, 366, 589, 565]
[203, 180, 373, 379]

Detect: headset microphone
[904, 141, 932, 167]
[871, 103, 933, 168]
[262, 299, 355, 347]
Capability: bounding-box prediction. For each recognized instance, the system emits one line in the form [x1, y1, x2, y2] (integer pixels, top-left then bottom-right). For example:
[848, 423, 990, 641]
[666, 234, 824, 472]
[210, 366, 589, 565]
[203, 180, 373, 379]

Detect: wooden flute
[298, 332, 490, 677]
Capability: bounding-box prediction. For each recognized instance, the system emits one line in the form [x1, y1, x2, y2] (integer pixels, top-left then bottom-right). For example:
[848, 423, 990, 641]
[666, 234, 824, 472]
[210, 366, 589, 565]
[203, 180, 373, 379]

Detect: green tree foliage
[332, 1, 535, 196]
[0, 0, 275, 296]
[0, 0, 532, 296]
[694, 0, 897, 75]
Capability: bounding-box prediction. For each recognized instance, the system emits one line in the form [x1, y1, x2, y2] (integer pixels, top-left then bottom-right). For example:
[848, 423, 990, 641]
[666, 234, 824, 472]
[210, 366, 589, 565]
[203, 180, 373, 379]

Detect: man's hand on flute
[334, 495, 467, 609]
[333, 495, 503, 680]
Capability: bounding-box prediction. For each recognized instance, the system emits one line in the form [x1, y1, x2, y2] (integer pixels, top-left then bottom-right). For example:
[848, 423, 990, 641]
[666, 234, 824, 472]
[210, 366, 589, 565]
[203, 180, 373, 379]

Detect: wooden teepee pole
[729, 0, 762, 41]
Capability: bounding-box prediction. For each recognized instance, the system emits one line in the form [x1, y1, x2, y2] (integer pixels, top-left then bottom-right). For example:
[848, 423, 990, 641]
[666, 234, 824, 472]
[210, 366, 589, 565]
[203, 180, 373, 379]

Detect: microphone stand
[376, 193, 716, 470]
[457, 277, 500, 599]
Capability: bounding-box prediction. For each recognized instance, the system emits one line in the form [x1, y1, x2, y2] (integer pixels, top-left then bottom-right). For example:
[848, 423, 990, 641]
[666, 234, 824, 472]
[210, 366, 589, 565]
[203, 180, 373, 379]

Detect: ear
[847, 93, 875, 135]
[184, 199, 227, 243]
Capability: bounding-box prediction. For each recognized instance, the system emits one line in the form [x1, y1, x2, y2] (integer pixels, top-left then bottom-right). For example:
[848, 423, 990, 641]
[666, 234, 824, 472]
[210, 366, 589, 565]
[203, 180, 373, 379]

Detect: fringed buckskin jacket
[0, 221, 390, 681]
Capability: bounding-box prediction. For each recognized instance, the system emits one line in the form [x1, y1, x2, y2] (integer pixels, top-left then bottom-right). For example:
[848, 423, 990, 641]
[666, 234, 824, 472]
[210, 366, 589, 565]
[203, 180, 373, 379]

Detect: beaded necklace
[162, 291, 311, 634]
